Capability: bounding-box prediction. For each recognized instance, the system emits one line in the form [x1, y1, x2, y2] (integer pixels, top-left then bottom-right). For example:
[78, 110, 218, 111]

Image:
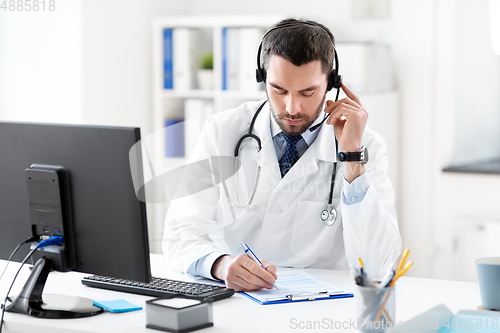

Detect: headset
[255, 20, 342, 92]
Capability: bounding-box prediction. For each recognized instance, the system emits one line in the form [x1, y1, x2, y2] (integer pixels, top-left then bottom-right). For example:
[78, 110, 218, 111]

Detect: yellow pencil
[358, 257, 364, 267]
[374, 290, 393, 323]
[375, 260, 413, 323]
[396, 249, 409, 274]
[390, 261, 413, 286]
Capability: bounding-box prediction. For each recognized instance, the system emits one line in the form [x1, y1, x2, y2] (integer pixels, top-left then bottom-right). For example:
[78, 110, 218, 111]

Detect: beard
[268, 92, 326, 136]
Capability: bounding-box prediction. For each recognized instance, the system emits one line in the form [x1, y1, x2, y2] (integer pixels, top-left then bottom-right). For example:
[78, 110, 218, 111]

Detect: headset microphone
[308, 86, 341, 132]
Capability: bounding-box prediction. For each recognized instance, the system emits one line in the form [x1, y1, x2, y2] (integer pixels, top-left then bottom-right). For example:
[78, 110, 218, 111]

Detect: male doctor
[163, 18, 402, 292]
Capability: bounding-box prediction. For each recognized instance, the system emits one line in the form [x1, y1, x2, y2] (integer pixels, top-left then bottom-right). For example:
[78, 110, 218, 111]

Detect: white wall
[0, 0, 191, 132]
[390, 0, 436, 278]
[431, 0, 500, 281]
[185, 0, 393, 43]
[0, 1, 84, 124]
[81, 0, 151, 132]
[81, 0, 194, 132]
[394, 0, 500, 281]
[453, 0, 500, 165]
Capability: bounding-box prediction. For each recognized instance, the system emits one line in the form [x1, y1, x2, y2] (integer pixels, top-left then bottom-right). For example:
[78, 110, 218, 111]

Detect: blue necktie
[279, 133, 302, 177]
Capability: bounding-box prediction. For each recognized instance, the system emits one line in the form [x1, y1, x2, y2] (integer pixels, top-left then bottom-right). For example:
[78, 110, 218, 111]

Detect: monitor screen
[0, 121, 151, 283]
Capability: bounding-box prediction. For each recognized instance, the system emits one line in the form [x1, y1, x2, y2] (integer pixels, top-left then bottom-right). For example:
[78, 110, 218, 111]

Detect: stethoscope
[233, 100, 339, 226]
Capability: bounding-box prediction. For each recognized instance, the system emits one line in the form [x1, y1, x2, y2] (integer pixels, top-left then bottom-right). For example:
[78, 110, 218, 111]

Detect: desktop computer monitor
[0, 121, 150, 317]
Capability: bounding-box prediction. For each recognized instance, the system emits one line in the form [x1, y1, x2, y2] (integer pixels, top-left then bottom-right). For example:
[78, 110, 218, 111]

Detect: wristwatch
[337, 146, 369, 165]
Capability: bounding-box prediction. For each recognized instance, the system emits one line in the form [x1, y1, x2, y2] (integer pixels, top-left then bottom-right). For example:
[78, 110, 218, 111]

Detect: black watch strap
[337, 146, 368, 164]
[337, 151, 362, 162]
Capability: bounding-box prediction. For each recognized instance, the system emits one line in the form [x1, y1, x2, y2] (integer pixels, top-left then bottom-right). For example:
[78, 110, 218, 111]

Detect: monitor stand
[5, 257, 104, 318]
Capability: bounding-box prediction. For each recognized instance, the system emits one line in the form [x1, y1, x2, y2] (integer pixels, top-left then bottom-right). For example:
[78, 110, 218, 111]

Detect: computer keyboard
[81, 275, 235, 302]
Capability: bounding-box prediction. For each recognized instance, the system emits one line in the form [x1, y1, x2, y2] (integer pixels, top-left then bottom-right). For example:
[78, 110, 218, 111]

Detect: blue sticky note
[93, 299, 143, 313]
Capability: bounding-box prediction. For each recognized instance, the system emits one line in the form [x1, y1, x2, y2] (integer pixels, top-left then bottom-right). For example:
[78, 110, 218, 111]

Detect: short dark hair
[261, 18, 335, 78]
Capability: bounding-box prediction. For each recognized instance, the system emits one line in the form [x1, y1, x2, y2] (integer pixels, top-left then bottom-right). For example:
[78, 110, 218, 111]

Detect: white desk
[0, 254, 483, 333]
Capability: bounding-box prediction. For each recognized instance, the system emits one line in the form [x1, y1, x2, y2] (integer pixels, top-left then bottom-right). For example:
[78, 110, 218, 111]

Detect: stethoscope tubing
[233, 100, 339, 225]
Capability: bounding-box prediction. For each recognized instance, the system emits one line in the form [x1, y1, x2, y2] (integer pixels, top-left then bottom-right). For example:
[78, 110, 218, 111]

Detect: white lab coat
[163, 100, 401, 279]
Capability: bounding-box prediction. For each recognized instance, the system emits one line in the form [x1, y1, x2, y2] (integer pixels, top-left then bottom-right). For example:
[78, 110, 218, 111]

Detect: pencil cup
[355, 286, 395, 333]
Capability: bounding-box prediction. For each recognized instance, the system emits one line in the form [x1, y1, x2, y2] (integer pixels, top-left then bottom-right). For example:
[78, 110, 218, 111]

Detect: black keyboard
[81, 275, 235, 302]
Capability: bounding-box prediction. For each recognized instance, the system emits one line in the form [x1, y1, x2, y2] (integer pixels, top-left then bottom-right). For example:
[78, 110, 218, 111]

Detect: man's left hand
[324, 83, 368, 183]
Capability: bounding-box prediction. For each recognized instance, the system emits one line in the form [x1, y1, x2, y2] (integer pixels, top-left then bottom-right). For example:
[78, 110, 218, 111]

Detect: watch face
[360, 147, 369, 164]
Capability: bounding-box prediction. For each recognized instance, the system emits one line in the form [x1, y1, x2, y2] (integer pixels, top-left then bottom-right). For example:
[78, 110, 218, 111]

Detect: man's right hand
[211, 254, 278, 291]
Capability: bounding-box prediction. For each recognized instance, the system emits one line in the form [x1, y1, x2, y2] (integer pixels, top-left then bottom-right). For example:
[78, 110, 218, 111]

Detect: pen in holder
[355, 285, 395, 333]
[354, 251, 412, 333]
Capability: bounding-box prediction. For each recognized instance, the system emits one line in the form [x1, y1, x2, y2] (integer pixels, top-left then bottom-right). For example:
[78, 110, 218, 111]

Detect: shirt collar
[270, 100, 326, 146]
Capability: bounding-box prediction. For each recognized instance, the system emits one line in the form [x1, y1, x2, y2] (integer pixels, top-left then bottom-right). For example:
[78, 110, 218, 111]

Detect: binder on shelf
[222, 28, 228, 90]
[238, 28, 264, 92]
[165, 119, 185, 158]
[184, 99, 213, 159]
[173, 28, 197, 90]
[222, 28, 240, 91]
[163, 29, 173, 90]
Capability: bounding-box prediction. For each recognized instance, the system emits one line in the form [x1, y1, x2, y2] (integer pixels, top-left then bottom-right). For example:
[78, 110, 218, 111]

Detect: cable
[0, 236, 40, 282]
[0, 244, 23, 283]
[37, 235, 63, 248]
[0, 244, 40, 333]
[0, 235, 62, 333]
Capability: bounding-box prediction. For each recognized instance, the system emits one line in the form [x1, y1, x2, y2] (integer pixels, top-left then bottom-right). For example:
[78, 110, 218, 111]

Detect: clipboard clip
[286, 291, 330, 301]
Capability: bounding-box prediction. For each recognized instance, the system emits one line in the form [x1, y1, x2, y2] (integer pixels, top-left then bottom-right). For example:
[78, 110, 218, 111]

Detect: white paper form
[241, 270, 352, 304]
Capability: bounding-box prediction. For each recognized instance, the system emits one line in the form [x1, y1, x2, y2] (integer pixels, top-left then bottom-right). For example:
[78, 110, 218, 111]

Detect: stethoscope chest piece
[321, 207, 337, 226]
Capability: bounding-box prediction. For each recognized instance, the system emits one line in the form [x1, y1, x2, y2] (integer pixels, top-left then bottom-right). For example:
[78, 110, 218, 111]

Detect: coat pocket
[289, 200, 341, 258]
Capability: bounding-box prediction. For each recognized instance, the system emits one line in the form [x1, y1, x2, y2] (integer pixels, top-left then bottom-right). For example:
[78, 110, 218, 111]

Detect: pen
[390, 261, 412, 286]
[239, 242, 279, 290]
[381, 270, 395, 288]
[356, 257, 366, 286]
[358, 258, 364, 267]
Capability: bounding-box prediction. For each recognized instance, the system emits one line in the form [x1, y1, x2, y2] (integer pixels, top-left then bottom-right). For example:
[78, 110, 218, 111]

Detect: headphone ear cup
[334, 74, 342, 89]
[327, 71, 342, 91]
[255, 68, 264, 83]
[255, 68, 266, 83]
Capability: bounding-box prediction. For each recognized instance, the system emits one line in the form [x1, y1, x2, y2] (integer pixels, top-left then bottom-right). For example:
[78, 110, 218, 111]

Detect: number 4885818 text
[1, 0, 56, 11]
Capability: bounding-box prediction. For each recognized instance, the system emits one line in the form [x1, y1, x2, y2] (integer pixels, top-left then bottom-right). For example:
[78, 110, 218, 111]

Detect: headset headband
[255, 21, 342, 91]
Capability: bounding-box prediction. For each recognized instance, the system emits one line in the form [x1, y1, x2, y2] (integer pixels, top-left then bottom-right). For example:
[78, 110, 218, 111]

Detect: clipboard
[240, 270, 353, 305]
